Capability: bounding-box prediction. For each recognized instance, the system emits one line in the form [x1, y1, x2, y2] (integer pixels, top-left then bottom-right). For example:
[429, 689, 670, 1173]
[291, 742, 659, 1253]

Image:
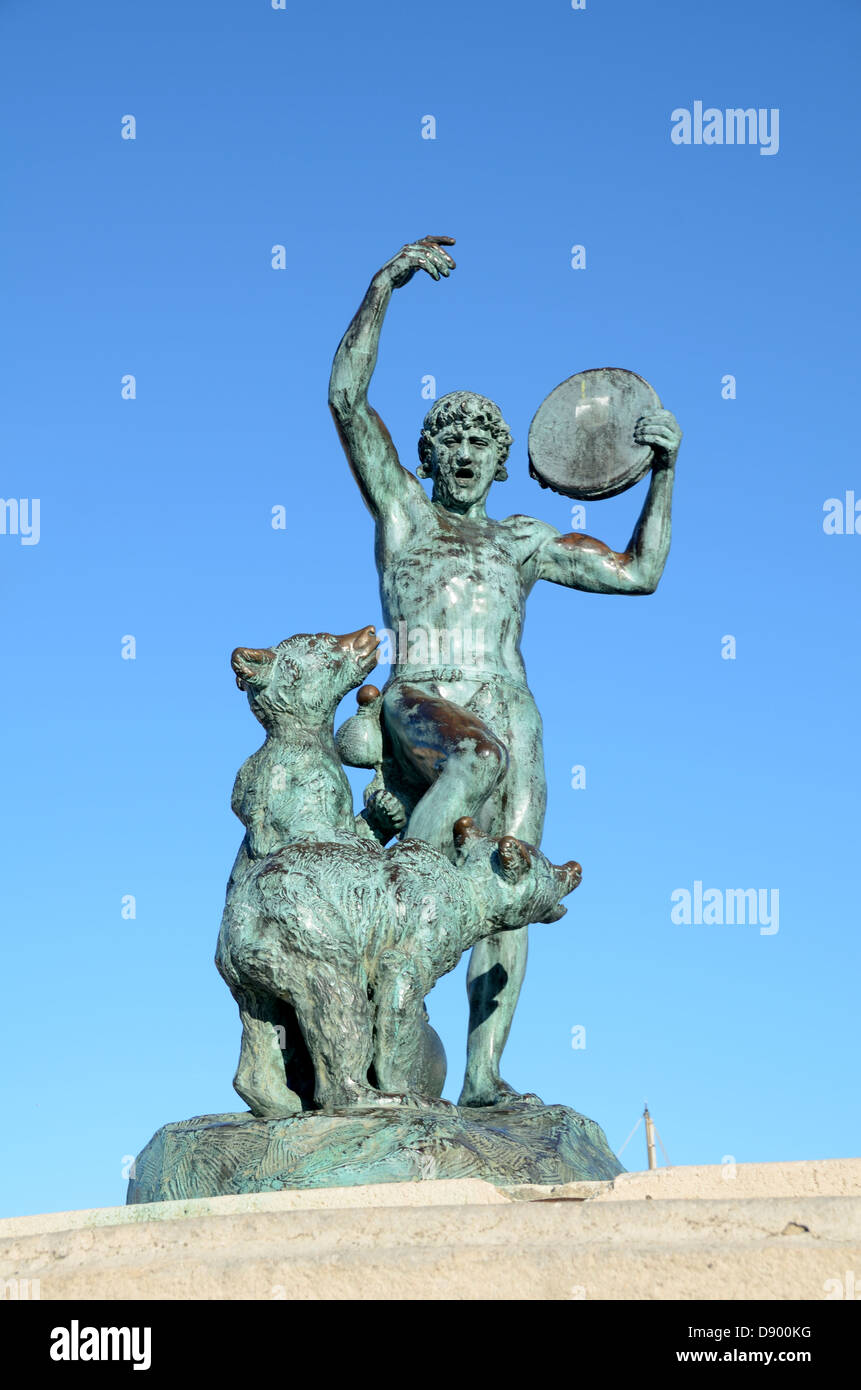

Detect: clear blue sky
[1, 0, 859, 1217]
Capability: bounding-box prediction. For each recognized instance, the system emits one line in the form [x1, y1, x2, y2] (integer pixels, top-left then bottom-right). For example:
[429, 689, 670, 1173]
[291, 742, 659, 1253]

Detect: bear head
[452, 816, 581, 927]
[231, 627, 379, 732]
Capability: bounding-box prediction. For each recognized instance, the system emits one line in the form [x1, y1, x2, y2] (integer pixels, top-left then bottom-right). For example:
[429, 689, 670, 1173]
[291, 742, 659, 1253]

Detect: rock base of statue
[127, 1101, 624, 1203]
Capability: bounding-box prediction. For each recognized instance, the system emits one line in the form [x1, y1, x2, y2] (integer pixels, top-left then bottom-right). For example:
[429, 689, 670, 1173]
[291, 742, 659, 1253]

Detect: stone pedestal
[2, 1161, 859, 1301]
[127, 1102, 624, 1204]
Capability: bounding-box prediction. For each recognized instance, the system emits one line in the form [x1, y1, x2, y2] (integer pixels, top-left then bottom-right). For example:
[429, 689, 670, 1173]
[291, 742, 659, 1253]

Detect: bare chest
[383, 521, 524, 619]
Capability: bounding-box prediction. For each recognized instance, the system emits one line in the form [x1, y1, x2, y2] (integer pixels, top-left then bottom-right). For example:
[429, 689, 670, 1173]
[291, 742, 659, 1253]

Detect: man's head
[417, 391, 513, 509]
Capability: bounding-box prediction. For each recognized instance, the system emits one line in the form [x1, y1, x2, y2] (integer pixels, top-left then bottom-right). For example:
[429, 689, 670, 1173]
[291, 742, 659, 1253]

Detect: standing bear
[220, 816, 580, 1115]
[216, 626, 581, 1117]
[224, 624, 398, 871]
[217, 625, 406, 1116]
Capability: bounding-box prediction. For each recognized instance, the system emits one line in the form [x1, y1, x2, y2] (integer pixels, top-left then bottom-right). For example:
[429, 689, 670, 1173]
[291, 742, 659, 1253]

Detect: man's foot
[457, 1076, 544, 1109]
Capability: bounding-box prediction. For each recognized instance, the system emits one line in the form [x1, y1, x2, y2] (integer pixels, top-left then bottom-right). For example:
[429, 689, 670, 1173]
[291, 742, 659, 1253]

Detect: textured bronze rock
[127, 1104, 623, 1203]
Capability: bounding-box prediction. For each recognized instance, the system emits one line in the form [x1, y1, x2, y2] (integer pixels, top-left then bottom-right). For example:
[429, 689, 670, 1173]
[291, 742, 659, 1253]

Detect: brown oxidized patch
[231, 646, 276, 690]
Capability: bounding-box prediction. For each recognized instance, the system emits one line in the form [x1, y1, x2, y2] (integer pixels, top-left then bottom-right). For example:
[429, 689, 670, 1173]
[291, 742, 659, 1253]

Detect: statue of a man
[329, 235, 682, 1107]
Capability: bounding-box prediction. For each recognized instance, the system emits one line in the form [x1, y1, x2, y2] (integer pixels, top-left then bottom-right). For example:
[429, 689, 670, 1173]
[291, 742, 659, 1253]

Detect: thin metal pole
[644, 1104, 657, 1171]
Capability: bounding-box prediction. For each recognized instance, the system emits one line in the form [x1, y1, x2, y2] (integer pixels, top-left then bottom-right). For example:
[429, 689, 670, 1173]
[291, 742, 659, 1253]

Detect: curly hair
[417, 391, 513, 482]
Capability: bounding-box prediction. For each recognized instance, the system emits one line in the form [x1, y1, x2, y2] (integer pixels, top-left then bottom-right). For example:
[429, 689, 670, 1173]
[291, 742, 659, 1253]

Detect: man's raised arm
[328, 236, 456, 519]
[535, 410, 682, 595]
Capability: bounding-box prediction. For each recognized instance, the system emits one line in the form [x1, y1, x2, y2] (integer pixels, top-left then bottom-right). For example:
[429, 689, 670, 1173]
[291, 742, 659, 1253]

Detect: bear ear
[231, 646, 275, 691]
[496, 835, 531, 884]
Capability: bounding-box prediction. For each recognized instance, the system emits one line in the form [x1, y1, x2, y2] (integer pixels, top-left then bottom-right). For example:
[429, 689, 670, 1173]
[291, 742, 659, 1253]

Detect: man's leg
[382, 678, 548, 1106]
[382, 682, 508, 853]
[460, 689, 547, 1106]
[459, 925, 530, 1106]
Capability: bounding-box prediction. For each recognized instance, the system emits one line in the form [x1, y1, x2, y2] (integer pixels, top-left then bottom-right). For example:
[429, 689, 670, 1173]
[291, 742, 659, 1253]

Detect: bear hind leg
[372, 953, 455, 1110]
[287, 960, 377, 1110]
[233, 987, 302, 1118]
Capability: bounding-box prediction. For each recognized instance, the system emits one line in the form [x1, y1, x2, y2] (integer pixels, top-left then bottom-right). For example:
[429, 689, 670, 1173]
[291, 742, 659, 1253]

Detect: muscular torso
[377, 502, 549, 685]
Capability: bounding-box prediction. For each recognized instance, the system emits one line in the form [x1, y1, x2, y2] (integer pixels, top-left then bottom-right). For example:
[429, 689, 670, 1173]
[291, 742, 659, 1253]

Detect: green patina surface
[128, 237, 682, 1201]
[128, 1104, 623, 1204]
[328, 235, 680, 1107]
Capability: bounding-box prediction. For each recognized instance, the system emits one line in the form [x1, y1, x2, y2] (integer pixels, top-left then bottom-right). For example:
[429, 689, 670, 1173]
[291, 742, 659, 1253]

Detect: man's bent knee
[466, 733, 508, 795]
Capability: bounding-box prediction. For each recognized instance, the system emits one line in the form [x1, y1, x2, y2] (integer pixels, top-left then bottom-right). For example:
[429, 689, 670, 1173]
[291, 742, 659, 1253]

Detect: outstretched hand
[634, 409, 683, 467]
[379, 235, 456, 290]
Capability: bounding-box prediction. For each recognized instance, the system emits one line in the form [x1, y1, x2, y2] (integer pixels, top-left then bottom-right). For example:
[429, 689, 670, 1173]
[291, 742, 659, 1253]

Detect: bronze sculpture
[329, 235, 682, 1107]
[129, 234, 681, 1198]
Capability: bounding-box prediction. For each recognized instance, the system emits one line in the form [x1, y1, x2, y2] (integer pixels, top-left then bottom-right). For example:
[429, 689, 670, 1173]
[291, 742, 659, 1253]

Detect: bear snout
[560, 859, 582, 891]
[335, 625, 379, 661]
[335, 625, 380, 676]
[231, 646, 275, 691]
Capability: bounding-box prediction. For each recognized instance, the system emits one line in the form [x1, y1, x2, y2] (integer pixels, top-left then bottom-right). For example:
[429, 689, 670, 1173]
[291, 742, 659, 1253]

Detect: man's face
[428, 420, 499, 508]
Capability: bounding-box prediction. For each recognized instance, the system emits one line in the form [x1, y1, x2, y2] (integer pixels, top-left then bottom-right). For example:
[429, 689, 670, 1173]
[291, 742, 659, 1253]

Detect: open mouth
[454, 466, 475, 481]
[355, 631, 381, 672]
[354, 635, 380, 669]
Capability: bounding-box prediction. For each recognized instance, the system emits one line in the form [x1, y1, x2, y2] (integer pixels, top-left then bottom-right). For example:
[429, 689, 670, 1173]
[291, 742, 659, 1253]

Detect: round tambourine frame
[528, 367, 662, 501]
